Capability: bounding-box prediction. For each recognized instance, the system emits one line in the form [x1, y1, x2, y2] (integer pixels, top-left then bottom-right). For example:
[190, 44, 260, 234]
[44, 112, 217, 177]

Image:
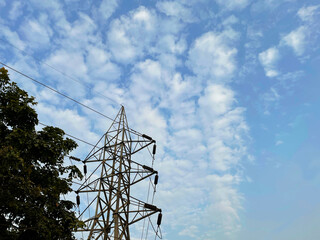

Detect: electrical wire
[1, 27, 160, 240]
[145, 149, 158, 239]
[0, 59, 160, 238]
[141, 146, 159, 240]
[0, 61, 115, 122]
[0, 61, 145, 136]
[38, 122, 96, 147]
[0, 37, 120, 106]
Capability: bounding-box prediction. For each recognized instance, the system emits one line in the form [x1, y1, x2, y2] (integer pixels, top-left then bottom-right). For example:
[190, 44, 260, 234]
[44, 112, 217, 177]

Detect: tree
[0, 67, 83, 239]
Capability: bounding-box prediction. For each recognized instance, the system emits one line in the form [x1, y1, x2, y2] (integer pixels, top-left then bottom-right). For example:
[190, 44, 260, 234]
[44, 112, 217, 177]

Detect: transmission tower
[74, 106, 162, 240]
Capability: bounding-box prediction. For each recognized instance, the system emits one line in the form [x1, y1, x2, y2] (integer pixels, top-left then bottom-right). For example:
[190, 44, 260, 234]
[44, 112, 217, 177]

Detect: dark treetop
[0, 67, 83, 240]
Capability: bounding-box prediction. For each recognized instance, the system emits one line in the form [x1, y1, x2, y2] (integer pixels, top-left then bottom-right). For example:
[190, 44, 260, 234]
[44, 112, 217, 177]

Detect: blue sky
[1, 0, 320, 239]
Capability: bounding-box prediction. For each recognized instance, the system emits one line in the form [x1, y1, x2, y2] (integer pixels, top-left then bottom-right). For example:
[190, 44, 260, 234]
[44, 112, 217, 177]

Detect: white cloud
[187, 31, 237, 80]
[0, 0, 5, 7]
[91, 81, 124, 107]
[264, 87, 280, 102]
[35, 103, 100, 156]
[0, 25, 26, 51]
[107, 23, 137, 63]
[20, 15, 53, 49]
[179, 225, 199, 238]
[0, 2, 253, 239]
[298, 5, 320, 22]
[155, 156, 208, 231]
[155, 34, 187, 55]
[85, 45, 121, 82]
[199, 84, 248, 171]
[107, 7, 158, 64]
[36, 104, 90, 135]
[28, 0, 70, 34]
[167, 101, 197, 130]
[251, 0, 296, 12]
[59, 13, 97, 50]
[157, 53, 182, 71]
[176, 29, 248, 236]
[276, 140, 283, 146]
[195, 83, 248, 235]
[128, 59, 164, 104]
[158, 16, 185, 35]
[9, 1, 23, 20]
[156, 1, 198, 23]
[261, 87, 281, 114]
[203, 174, 243, 235]
[107, 6, 188, 64]
[282, 26, 307, 56]
[129, 105, 167, 144]
[7, 58, 40, 96]
[113, 57, 247, 238]
[208, 132, 245, 171]
[215, 0, 250, 11]
[199, 84, 235, 116]
[161, 73, 201, 111]
[81, 96, 120, 133]
[222, 15, 239, 26]
[96, 0, 118, 21]
[37, 88, 61, 105]
[43, 49, 89, 99]
[112, 59, 169, 145]
[46, 49, 88, 81]
[168, 128, 206, 159]
[259, 47, 280, 77]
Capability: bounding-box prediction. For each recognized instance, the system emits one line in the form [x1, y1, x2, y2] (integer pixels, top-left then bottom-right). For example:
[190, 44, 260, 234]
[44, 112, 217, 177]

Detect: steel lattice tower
[74, 106, 162, 240]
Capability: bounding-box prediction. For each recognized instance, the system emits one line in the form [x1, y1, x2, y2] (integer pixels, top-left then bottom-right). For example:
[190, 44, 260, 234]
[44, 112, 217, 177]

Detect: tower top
[74, 107, 162, 240]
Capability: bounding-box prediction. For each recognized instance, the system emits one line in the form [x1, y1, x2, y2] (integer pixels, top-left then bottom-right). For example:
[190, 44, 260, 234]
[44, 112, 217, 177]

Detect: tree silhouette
[0, 67, 83, 239]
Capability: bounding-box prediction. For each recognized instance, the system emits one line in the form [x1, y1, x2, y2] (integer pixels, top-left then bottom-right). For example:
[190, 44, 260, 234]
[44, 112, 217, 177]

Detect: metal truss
[75, 107, 162, 240]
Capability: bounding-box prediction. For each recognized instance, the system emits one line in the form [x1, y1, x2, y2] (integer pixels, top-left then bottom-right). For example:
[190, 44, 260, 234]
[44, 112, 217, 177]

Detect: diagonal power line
[0, 61, 115, 122]
[0, 37, 120, 107]
[38, 122, 96, 147]
[0, 61, 145, 137]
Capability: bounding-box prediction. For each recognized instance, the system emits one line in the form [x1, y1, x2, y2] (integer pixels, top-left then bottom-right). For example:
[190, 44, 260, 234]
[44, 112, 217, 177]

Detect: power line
[38, 122, 96, 147]
[0, 61, 115, 122]
[0, 37, 120, 107]
[0, 61, 145, 136]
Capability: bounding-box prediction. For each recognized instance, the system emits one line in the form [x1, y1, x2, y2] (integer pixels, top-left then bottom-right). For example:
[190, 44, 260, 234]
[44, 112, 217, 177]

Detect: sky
[1, 0, 320, 239]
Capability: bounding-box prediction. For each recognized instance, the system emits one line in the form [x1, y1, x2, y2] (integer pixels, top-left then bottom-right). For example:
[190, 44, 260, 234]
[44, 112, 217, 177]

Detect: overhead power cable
[0, 37, 120, 106]
[0, 61, 115, 122]
[0, 61, 144, 136]
[38, 122, 96, 147]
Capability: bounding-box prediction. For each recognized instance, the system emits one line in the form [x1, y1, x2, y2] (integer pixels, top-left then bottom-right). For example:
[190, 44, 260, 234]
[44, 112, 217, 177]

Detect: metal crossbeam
[75, 107, 162, 240]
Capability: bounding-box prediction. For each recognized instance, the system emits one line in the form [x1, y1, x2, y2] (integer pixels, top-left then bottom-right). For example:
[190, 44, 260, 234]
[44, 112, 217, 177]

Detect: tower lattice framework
[75, 106, 162, 240]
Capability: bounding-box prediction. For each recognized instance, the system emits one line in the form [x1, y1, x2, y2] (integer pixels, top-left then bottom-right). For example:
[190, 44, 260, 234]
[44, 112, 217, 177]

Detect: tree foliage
[0, 67, 83, 239]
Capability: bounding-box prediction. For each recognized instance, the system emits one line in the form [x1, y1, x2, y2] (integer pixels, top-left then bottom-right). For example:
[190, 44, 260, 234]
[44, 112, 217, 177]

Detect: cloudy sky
[1, 0, 320, 239]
